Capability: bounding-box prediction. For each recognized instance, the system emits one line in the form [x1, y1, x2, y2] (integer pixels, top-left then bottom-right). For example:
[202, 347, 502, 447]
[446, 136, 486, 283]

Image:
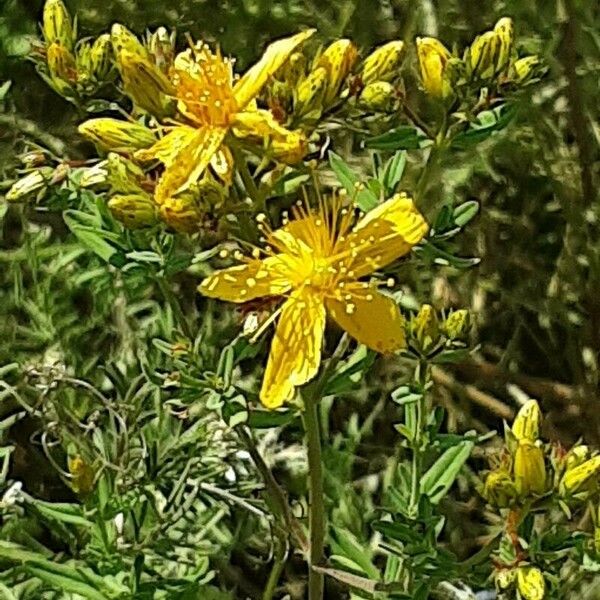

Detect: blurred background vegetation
[0, 0, 599, 598]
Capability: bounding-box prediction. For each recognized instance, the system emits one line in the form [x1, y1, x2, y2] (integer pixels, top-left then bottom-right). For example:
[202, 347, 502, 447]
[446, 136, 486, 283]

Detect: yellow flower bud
[358, 81, 398, 112]
[467, 30, 501, 80]
[111, 24, 175, 117]
[90, 34, 113, 81]
[361, 41, 405, 85]
[493, 17, 514, 75]
[42, 0, 74, 51]
[483, 468, 518, 508]
[270, 130, 308, 165]
[514, 440, 546, 497]
[159, 193, 202, 233]
[75, 41, 93, 86]
[416, 37, 453, 100]
[294, 66, 328, 118]
[559, 455, 600, 498]
[79, 161, 108, 189]
[564, 444, 590, 472]
[442, 309, 471, 340]
[47, 42, 77, 94]
[108, 193, 158, 229]
[147, 26, 175, 74]
[495, 568, 516, 591]
[512, 400, 541, 442]
[106, 153, 147, 193]
[410, 304, 440, 353]
[5, 167, 54, 202]
[67, 455, 95, 495]
[78, 118, 156, 153]
[282, 52, 306, 87]
[315, 39, 358, 105]
[512, 55, 541, 84]
[516, 566, 545, 600]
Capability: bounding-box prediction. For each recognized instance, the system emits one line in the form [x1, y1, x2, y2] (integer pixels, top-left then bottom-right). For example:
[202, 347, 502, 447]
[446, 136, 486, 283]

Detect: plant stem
[262, 532, 287, 600]
[231, 144, 265, 212]
[409, 359, 429, 516]
[155, 277, 194, 340]
[303, 391, 326, 600]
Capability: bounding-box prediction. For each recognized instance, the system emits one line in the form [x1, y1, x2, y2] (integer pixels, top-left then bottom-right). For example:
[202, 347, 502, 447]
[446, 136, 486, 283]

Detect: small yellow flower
[198, 193, 428, 408]
[416, 37, 454, 100]
[67, 455, 95, 495]
[516, 566, 545, 600]
[42, 0, 75, 51]
[410, 304, 440, 353]
[361, 41, 405, 85]
[514, 439, 546, 497]
[314, 39, 358, 105]
[512, 399, 541, 442]
[359, 81, 397, 112]
[294, 66, 328, 118]
[559, 455, 600, 498]
[78, 118, 156, 153]
[136, 30, 314, 204]
[108, 193, 158, 229]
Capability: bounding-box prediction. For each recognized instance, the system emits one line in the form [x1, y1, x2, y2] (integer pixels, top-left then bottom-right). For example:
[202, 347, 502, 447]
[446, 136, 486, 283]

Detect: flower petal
[326, 286, 406, 353]
[154, 127, 227, 204]
[261, 290, 326, 408]
[198, 256, 291, 303]
[344, 192, 428, 278]
[233, 29, 315, 109]
[135, 125, 197, 167]
[210, 144, 235, 185]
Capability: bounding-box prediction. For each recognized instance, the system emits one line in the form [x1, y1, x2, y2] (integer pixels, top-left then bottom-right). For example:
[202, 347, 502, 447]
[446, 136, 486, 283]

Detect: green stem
[155, 277, 193, 340]
[231, 144, 265, 212]
[409, 360, 429, 516]
[262, 531, 287, 600]
[303, 391, 326, 600]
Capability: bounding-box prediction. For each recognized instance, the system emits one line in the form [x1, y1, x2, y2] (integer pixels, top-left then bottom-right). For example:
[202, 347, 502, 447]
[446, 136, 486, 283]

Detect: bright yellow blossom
[134, 31, 314, 206]
[416, 37, 453, 100]
[198, 193, 428, 408]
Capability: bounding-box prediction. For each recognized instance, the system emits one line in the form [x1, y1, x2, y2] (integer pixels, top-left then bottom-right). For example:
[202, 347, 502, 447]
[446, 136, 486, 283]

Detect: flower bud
[564, 444, 590, 472]
[466, 30, 501, 80]
[361, 41, 405, 85]
[516, 566, 545, 600]
[315, 39, 358, 105]
[194, 177, 227, 211]
[416, 37, 453, 100]
[493, 17, 514, 76]
[47, 42, 77, 94]
[42, 0, 74, 51]
[512, 400, 541, 442]
[111, 24, 175, 117]
[358, 81, 398, 112]
[79, 161, 108, 189]
[106, 153, 147, 193]
[78, 118, 156, 153]
[75, 41, 93, 86]
[559, 455, 600, 498]
[294, 67, 328, 118]
[514, 440, 546, 497]
[159, 193, 202, 233]
[282, 51, 306, 87]
[147, 27, 175, 74]
[270, 130, 308, 165]
[6, 167, 54, 202]
[442, 309, 471, 341]
[495, 568, 516, 591]
[108, 193, 158, 229]
[512, 55, 541, 84]
[483, 468, 518, 508]
[67, 455, 95, 495]
[410, 304, 440, 353]
[90, 34, 113, 81]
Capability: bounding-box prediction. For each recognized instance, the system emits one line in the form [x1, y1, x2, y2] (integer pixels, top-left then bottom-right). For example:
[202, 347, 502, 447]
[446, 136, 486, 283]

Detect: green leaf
[328, 151, 378, 211]
[451, 104, 517, 149]
[419, 441, 474, 504]
[453, 201, 479, 227]
[381, 150, 407, 195]
[364, 126, 430, 151]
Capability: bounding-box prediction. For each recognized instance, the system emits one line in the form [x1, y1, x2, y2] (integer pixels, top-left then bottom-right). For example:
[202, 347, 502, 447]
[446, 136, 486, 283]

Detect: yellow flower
[137, 30, 314, 205]
[361, 41, 405, 85]
[416, 37, 453, 100]
[514, 439, 546, 497]
[516, 566, 545, 600]
[198, 193, 428, 408]
[67, 455, 95, 495]
[512, 399, 541, 442]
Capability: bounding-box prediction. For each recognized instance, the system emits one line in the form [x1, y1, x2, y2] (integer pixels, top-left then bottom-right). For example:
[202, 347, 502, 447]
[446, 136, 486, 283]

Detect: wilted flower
[360, 41, 405, 85]
[512, 399, 541, 442]
[516, 566, 545, 600]
[147, 26, 176, 74]
[416, 37, 454, 100]
[78, 118, 156, 153]
[514, 439, 546, 497]
[199, 193, 428, 408]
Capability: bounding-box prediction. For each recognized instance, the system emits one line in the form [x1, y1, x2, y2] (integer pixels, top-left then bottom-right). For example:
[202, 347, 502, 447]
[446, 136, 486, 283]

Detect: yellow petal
[326, 286, 406, 353]
[210, 144, 235, 185]
[233, 29, 315, 109]
[261, 290, 326, 408]
[343, 193, 428, 278]
[136, 126, 197, 167]
[199, 256, 292, 303]
[154, 127, 226, 204]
